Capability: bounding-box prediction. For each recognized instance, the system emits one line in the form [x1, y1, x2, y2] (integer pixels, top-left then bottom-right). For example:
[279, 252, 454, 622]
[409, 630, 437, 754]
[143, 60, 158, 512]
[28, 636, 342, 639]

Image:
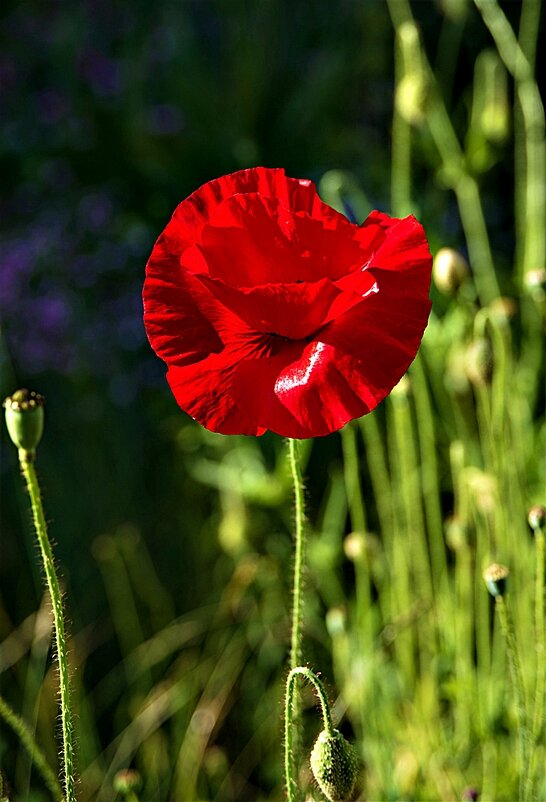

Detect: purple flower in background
[147, 104, 185, 136]
[78, 193, 114, 231]
[78, 49, 122, 97]
[36, 90, 70, 125]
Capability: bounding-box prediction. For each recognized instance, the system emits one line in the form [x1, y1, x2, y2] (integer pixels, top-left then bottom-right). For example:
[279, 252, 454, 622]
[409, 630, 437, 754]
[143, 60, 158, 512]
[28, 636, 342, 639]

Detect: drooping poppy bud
[310, 728, 359, 802]
[464, 338, 493, 386]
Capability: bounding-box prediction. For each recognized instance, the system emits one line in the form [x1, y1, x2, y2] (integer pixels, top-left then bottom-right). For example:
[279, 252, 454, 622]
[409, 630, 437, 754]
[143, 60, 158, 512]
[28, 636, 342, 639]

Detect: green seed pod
[3, 389, 45, 459]
[310, 729, 359, 802]
[483, 563, 509, 598]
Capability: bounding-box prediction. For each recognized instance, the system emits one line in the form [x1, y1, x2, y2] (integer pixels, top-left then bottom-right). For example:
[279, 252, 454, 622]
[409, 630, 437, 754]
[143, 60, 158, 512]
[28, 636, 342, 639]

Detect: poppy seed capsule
[3, 389, 45, 459]
[483, 563, 509, 597]
[528, 505, 546, 532]
[310, 729, 359, 802]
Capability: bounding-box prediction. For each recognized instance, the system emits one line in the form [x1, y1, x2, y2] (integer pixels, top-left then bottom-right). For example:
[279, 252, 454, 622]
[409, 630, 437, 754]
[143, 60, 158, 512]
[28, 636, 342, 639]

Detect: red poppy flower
[143, 167, 432, 438]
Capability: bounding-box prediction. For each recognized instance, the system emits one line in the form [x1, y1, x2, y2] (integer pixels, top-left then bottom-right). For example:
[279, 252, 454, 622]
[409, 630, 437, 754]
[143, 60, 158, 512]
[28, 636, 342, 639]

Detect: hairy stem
[20, 455, 77, 802]
[285, 667, 334, 802]
[288, 439, 306, 671]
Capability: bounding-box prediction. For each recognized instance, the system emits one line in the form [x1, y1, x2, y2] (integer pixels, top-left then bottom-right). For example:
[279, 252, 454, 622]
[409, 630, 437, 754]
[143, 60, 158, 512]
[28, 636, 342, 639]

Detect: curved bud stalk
[285, 666, 359, 802]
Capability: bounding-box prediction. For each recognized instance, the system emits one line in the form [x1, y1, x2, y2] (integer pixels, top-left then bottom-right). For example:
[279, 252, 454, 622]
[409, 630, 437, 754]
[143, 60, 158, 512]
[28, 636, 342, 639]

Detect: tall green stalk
[474, 0, 545, 285]
[387, 0, 501, 305]
[285, 438, 307, 802]
[20, 455, 77, 802]
[531, 524, 545, 746]
[494, 595, 531, 801]
[284, 667, 334, 802]
[287, 438, 306, 672]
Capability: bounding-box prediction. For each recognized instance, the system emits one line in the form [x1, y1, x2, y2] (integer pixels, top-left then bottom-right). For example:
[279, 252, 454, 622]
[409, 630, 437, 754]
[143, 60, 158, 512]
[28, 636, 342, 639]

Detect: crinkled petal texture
[143, 167, 432, 438]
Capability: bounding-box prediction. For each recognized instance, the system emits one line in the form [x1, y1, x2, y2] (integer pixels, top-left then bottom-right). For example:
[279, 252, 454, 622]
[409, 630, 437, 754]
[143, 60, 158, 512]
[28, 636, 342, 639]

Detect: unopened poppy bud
[326, 606, 347, 638]
[3, 389, 45, 459]
[344, 532, 366, 562]
[395, 73, 429, 125]
[464, 338, 493, 386]
[445, 516, 468, 552]
[113, 768, 142, 796]
[440, 0, 468, 21]
[433, 248, 469, 294]
[483, 563, 509, 598]
[488, 296, 518, 322]
[395, 23, 429, 126]
[475, 51, 510, 145]
[310, 729, 359, 802]
[524, 268, 546, 298]
[528, 505, 546, 533]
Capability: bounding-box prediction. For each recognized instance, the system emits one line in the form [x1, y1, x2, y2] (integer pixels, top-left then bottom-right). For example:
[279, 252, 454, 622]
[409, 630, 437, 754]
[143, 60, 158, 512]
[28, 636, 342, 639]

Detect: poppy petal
[198, 193, 368, 286]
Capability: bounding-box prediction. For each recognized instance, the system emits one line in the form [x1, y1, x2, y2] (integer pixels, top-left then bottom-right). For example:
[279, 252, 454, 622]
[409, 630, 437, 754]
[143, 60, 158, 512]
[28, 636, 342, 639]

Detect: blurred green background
[1, 1, 545, 800]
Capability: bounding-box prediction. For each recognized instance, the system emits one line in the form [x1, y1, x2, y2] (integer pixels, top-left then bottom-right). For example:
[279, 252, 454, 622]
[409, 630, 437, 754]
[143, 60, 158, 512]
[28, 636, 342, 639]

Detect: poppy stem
[19, 454, 77, 802]
[288, 438, 306, 671]
[285, 667, 334, 802]
[285, 438, 307, 802]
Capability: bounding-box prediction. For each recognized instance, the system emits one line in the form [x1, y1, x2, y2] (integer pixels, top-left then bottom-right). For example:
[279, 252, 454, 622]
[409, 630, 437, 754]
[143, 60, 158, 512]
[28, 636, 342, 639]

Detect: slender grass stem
[359, 413, 392, 539]
[495, 595, 531, 801]
[341, 423, 373, 642]
[0, 693, 64, 802]
[449, 443, 474, 750]
[532, 528, 545, 742]
[390, 388, 434, 608]
[284, 667, 334, 802]
[341, 423, 366, 535]
[20, 455, 77, 802]
[391, 25, 412, 217]
[388, 0, 500, 305]
[410, 354, 448, 592]
[514, 0, 541, 282]
[474, 0, 545, 286]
